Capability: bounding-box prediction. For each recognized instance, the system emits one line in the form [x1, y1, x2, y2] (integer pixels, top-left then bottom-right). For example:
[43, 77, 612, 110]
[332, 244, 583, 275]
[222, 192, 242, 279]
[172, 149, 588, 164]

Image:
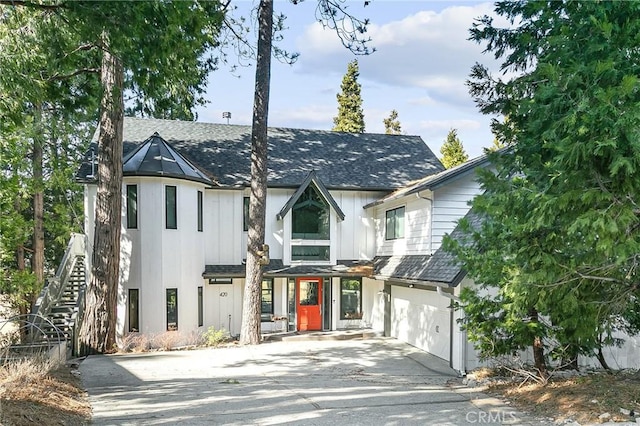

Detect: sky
[194, 0, 505, 159]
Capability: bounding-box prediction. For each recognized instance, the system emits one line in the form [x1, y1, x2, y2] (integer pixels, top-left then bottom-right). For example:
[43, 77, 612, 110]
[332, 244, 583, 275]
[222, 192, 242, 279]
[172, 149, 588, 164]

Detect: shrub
[203, 327, 229, 347]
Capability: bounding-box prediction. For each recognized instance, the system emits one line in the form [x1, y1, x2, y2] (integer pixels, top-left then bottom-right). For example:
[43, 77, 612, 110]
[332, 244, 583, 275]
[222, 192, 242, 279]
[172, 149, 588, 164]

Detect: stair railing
[32, 233, 86, 338]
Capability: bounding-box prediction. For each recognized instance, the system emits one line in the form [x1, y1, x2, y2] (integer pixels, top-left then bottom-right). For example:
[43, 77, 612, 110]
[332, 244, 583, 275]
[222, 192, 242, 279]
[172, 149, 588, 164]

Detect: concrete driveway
[80, 337, 545, 425]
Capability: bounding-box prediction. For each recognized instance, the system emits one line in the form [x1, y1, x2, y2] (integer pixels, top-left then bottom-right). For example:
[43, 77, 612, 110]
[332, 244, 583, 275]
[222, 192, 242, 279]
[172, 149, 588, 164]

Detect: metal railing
[0, 314, 66, 364]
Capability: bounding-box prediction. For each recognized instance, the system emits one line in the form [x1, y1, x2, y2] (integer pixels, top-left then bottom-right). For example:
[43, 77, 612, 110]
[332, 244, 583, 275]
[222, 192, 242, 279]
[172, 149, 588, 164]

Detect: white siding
[334, 191, 382, 260]
[362, 277, 384, 332]
[111, 177, 208, 337]
[205, 189, 244, 265]
[374, 193, 433, 257]
[431, 175, 482, 252]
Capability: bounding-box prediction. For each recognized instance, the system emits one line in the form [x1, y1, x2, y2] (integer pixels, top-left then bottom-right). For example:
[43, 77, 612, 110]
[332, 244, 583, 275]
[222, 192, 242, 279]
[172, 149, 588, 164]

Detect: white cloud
[270, 104, 335, 129]
[295, 2, 504, 110]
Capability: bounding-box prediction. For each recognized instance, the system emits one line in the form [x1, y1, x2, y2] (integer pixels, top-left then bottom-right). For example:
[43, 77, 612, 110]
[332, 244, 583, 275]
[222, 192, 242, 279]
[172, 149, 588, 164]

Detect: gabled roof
[364, 153, 491, 209]
[77, 117, 444, 190]
[373, 210, 482, 287]
[277, 171, 345, 221]
[121, 133, 214, 185]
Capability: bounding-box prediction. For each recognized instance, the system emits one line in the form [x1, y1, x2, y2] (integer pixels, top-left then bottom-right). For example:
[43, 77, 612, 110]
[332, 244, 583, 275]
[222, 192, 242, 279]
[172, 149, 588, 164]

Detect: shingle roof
[77, 117, 444, 190]
[364, 153, 490, 209]
[203, 259, 373, 278]
[373, 210, 482, 287]
[122, 133, 214, 185]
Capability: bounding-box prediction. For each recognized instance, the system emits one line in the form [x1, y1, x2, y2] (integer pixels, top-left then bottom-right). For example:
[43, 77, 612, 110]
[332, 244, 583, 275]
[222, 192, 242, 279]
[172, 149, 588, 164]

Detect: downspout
[437, 286, 466, 375]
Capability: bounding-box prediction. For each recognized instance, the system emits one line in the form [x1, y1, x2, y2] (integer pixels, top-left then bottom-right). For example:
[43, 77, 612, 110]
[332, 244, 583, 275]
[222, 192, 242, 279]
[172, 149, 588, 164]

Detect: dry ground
[479, 369, 640, 424]
[0, 357, 638, 425]
[0, 359, 91, 426]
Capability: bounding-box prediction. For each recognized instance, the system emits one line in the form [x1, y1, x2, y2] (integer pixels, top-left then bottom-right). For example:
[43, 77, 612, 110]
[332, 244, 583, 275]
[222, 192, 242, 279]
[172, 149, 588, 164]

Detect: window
[291, 245, 330, 261]
[261, 279, 274, 321]
[197, 190, 203, 232]
[340, 278, 362, 320]
[243, 196, 250, 231]
[197, 286, 203, 327]
[385, 206, 405, 240]
[292, 186, 329, 239]
[128, 289, 139, 332]
[165, 186, 177, 229]
[126, 185, 138, 229]
[166, 288, 178, 330]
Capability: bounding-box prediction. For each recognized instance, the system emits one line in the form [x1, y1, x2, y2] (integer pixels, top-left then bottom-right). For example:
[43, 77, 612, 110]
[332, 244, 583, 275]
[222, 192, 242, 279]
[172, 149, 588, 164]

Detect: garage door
[390, 286, 451, 361]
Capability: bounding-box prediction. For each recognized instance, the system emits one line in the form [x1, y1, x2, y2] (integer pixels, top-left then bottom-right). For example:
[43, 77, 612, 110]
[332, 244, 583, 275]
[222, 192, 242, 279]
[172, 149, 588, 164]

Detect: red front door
[296, 277, 322, 331]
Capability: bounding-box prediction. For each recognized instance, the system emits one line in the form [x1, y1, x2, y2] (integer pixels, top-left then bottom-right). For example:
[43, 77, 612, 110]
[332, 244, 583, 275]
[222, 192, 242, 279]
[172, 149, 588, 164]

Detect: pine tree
[332, 59, 365, 133]
[439, 129, 468, 168]
[383, 109, 401, 135]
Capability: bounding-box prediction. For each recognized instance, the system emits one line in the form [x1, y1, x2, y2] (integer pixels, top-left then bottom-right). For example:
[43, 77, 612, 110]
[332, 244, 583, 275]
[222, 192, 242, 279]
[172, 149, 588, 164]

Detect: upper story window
[292, 186, 329, 240]
[385, 206, 405, 240]
[243, 196, 250, 232]
[197, 190, 203, 232]
[126, 184, 138, 229]
[165, 186, 177, 229]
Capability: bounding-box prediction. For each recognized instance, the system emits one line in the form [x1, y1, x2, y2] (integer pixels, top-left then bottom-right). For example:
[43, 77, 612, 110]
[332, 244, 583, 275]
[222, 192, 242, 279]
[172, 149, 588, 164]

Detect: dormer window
[292, 186, 329, 240]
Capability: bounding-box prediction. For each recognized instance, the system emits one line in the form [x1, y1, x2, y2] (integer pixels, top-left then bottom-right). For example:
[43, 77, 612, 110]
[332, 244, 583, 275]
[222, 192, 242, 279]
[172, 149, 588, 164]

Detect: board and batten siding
[334, 190, 384, 261]
[431, 175, 482, 252]
[107, 177, 208, 336]
[204, 189, 244, 265]
[374, 194, 433, 257]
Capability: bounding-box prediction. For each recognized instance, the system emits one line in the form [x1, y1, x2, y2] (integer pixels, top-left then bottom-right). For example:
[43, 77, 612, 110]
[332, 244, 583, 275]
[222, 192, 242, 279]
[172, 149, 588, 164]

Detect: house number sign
[220, 292, 228, 297]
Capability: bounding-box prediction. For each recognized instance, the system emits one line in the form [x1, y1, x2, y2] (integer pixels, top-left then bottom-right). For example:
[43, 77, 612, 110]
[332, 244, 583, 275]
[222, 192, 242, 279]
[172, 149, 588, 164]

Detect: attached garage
[390, 285, 451, 361]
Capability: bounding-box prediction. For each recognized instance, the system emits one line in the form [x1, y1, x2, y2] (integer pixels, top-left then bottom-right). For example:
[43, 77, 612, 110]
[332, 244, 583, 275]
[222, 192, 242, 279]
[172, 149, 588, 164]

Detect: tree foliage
[446, 0, 640, 371]
[383, 109, 401, 135]
[440, 129, 468, 169]
[332, 59, 365, 133]
[1, 0, 227, 353]
[0, 5, 97, 313]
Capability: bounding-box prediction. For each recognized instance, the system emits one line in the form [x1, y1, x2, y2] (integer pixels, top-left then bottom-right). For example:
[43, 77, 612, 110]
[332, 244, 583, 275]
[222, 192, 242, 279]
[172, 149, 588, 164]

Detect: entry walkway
[80, 337, 549, 425]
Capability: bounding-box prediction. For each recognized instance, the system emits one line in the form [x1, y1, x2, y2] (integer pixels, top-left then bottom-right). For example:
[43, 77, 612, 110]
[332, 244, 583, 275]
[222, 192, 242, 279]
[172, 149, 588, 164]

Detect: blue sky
[195, 1, 503, 159]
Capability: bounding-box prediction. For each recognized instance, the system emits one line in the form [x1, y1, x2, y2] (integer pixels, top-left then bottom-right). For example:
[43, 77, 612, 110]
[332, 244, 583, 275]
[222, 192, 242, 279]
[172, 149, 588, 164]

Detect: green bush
[202, 327, 229, 347]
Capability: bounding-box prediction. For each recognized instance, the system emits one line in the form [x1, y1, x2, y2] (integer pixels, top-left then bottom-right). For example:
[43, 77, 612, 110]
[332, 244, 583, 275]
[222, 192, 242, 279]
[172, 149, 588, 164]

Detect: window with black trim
[166, 288, 178, 330]
[340, 278, 362, 320]
[197, 190, 203, 232]
[261, 279, 273, 321]
[197, 286, 203, 327]
[128, 289, 139, 332]
[385, 206, 405, 240]
[126, 185, 138, 229]
[292, 186, 329, 239]
[243, 196, 250, 231]
[166, 186, 177, 229]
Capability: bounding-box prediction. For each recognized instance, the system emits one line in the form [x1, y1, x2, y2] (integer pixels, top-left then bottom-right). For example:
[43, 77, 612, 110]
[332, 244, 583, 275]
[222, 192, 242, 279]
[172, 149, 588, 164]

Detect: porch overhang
[202, 259, 373, 279]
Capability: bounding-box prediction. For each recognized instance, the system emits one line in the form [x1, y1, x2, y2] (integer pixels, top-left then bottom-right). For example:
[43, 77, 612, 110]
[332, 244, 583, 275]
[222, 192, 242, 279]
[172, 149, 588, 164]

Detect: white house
[77, 117, 638, 372]
[77, 117, 451, 342]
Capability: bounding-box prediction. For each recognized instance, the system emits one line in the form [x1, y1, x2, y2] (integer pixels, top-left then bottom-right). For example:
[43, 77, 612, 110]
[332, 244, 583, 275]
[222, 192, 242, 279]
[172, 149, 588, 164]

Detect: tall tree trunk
[239, 0, 273, 345]
[79, 36, 123, 354]
[529, 308, 547, 377]
[32, 104, 45, 311]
